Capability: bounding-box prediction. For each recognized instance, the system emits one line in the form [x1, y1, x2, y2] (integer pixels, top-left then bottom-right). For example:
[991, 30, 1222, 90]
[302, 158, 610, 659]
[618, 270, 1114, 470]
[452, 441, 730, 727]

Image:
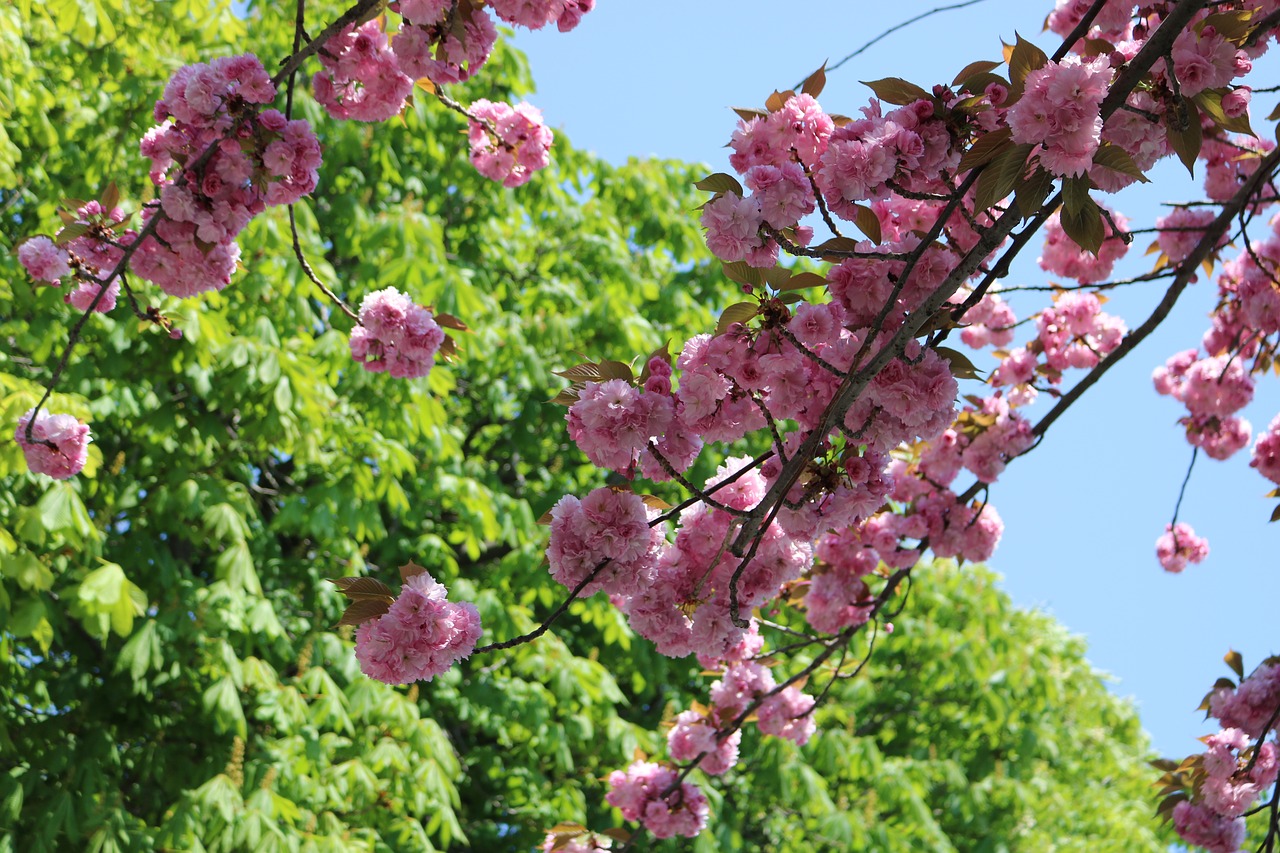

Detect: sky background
[511, 1, 1280, 760]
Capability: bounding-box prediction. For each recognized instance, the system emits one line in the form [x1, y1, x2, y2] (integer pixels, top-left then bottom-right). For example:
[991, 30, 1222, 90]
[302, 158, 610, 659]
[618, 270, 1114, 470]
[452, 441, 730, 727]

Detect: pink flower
[1007, 55, 1110, 178]
[353, 570, 481, 684]
[1157, 208, 1221, 264]
[14, 409, 92, 479]
[65, 279, 120, 314]
[1251, 414, 1280, 485]
[350, 287, 445, 379]
[18, 236, 72, 284]
[314, 21, 412, 122]
[605, 761, 709, 839]
[566, 380, 674, 472]
[1156, 522, 1209, 573]
[1172, 800, 1245, 853]
[756, 685, 816, 745]
[546, 487, 665, 597]
[466, 100, 554, 187]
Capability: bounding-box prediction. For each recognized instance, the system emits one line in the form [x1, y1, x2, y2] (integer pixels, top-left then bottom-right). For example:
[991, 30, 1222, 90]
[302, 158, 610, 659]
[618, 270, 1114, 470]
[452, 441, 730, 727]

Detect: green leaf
[1059, 195, 1106, 256]
[936, 347, 985, 380]
[1013, 166, 1054, 220]
[693, 172, 743, 196]
[860, 77, 932, 105]
[1223, 649, 1245, 679]
[716, 302, 759, 335]
[1007, 33, 1049, 90]
[1091, 142, 1150, 183]
[1165, 99, 1203, 176]
[952, 59, 1003, 88]
[974, 143, 1033, 212]
[957, 127, 1013, 173]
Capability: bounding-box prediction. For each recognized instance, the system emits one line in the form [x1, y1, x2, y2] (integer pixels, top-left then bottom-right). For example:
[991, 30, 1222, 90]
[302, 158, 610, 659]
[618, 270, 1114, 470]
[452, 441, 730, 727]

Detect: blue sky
[511, 1, 1280, 759]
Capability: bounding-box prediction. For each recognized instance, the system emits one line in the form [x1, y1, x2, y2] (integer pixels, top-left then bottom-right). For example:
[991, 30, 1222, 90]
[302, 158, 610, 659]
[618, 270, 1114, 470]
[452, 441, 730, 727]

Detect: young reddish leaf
[1268, 101, 1280, 122]
[694, 172, 744, 196]
[1155, 792, 1189, 822]
[100, 181, 120, 212]
[952, 59, 1002, 87]
[399, 562, 428, 583]
[764, 89, 795, 112]
[814, 236, 865, 257]
[1271, 503, 1280, 523]
[434, 312, 469, 331]
[536, 508, 555, 525]
[602, 829, 633, 843]
[732, 106, 769, 122]
[598, 359, 634, 382]
[336, 597, 393, 627]
[957, 127, 1013, 173]
[548, 387, 581, 406]
[860, 77, 931, 105]
[801, 62, 827, 99]
[1091, 142, 1150, 182]
[641, 494, 672, 512]
[760, 265, 792, 288]
[722, 260, 765, 288]
[554, 362, 604, 382]
[780, 272, 828, 291]
[328, 576, 396, 601]
[717, 302, 759, 335]
[852, 203, 882, 244]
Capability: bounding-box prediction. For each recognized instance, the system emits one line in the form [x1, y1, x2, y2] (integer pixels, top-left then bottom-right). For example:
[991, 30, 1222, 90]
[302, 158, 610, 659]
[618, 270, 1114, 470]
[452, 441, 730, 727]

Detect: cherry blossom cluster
[14, 2, 598, 480]
[134, 54, 321, 298]
[466, 99, 554, 188]
[14, 409, 92, 480]
[1253, 414, 1280, 485]
[17, 201, 131, 314]
[605, 760, 709, 840]
[352, 569, 482, 685]
[1165, 659, 1280, 852]
[314, 3, 575, 186]
[1154, 351, 1256, 460]
[539, 3, 1280, 842]
[1155, 522, 1210, 573]
[1038, 208, 1130, 283]
[349, 287, 446, 379]
[1007, 54, 1111, 177]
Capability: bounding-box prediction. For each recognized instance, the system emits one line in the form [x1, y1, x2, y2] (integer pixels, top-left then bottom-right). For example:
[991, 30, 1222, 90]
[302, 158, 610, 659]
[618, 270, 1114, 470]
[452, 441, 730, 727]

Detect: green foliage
[1, 2, 1170, 850]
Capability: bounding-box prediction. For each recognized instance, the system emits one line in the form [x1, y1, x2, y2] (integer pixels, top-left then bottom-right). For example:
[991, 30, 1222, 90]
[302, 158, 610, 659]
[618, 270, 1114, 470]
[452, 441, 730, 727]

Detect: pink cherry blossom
[14, 409, 92, 479]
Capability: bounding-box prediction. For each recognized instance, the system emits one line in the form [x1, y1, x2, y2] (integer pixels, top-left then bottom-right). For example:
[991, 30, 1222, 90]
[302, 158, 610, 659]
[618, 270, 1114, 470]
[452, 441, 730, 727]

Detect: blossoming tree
[5, 0, 1280, 849]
